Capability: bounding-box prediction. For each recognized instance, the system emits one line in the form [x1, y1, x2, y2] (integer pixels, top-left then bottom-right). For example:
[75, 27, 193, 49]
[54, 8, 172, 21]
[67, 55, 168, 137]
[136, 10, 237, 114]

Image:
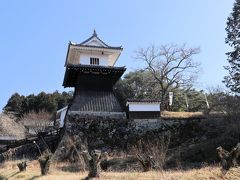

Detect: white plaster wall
[60, 109, 67, 128]
[87, 41, 100, 46]
[80, 53, 109, 66]
[129, 104, 160, 112]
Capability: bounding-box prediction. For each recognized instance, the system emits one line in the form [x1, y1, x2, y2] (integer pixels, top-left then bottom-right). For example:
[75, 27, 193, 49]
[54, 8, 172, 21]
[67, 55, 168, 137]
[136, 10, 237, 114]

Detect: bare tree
[133, 132, 171, 171]
[20, 111, 53, 134]
[38, 150, 53, 175]
[82, 150, 103, 179]
[216, 143, 240, 171]
[135, 44, 200, 109]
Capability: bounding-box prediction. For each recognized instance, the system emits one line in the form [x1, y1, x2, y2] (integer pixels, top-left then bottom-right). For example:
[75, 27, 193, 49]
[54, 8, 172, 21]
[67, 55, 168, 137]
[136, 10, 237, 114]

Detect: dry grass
[0, 114, 26, 139]
[0, 160, 240, 180]
[161, 111, 224, 119]
[161, 111, 204, 119]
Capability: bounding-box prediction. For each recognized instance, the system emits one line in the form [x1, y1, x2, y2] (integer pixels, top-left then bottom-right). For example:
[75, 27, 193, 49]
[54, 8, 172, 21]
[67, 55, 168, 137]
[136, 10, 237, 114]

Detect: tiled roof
[63, 64, 126, 88]
[66, 64, 126, 71]
[72, 30, 122, 50]
[71, 44, 123, 50]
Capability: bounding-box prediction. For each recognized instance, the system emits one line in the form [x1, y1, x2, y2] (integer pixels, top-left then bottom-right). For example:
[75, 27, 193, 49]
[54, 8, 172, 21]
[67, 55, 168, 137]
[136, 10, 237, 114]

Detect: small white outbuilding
[126, 99, 161, 119]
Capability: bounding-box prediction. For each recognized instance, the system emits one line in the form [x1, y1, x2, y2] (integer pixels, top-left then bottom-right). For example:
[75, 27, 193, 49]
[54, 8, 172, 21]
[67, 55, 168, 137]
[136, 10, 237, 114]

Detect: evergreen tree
[224, 0, 240, 93]
[3, 91, 73, 116]
[3, 93, 25, 116]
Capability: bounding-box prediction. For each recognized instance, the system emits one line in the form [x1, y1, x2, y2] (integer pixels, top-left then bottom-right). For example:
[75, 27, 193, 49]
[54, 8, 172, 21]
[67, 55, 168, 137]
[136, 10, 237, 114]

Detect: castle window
[90, 57, 99, 65]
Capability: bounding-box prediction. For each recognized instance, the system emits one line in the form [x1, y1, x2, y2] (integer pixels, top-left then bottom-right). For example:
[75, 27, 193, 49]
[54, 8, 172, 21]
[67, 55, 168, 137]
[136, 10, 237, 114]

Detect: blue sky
[0, 0, 234, 111]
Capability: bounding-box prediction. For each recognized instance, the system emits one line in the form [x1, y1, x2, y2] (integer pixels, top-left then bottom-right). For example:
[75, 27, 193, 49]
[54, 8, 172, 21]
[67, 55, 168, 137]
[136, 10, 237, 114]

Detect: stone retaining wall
[55, 111, 240, 167]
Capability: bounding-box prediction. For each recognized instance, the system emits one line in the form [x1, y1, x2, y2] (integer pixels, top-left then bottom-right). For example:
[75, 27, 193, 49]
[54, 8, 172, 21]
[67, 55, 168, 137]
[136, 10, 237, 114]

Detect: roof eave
[64, 41, 72, 67]
[126, 99, 161, 103]
[72, 44, 123, 51]
[112, 48, 123, 66]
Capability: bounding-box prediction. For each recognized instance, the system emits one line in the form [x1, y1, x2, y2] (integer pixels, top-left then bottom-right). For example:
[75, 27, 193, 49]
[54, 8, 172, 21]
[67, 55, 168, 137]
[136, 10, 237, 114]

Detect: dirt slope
[0, 113, 26, 139]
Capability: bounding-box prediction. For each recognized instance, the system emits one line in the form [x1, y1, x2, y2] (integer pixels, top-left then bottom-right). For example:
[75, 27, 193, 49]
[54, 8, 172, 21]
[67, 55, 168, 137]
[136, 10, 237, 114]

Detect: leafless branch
[135, 44, 200, 108]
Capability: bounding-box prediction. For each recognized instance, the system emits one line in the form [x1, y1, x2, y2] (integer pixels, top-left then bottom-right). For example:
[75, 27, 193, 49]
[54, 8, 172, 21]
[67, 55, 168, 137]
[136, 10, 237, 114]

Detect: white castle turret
[63, 30, 126, 117]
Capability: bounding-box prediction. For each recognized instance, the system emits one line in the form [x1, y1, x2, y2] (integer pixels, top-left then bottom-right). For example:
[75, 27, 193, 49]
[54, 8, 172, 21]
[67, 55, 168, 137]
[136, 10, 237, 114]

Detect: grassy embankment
[161, 111, 224, 119]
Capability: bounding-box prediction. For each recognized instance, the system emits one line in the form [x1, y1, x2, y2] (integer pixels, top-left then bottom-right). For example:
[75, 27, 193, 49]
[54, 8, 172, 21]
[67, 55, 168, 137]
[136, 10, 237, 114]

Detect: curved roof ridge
[76, 30, 122, 49]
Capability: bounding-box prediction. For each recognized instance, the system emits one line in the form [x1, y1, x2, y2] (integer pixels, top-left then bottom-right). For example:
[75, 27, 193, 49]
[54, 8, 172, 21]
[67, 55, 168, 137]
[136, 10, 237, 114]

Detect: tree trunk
[82, 150, 102, 178]
[216, 143, 240, 171]
[38, 151, 52, 175]
[137, 154, 153, 172]
[17, 161, 27, 172]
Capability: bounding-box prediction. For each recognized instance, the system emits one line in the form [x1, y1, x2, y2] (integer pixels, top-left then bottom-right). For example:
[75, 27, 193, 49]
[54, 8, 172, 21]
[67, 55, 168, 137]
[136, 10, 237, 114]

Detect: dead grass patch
[0, 161, 240, 180]
[161, 111, 225, 119]
[161, 111, 204, 119]
[0, 114, 26, 139]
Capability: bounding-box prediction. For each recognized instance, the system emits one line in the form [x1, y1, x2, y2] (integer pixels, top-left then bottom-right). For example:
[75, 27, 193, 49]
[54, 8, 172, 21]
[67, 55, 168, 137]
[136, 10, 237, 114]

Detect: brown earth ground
[0, 161, 240, 180]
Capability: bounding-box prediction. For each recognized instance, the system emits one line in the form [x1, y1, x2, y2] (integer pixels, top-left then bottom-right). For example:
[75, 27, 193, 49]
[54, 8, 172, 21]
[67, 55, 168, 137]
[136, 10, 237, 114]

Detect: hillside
[0, 114, 26, 139]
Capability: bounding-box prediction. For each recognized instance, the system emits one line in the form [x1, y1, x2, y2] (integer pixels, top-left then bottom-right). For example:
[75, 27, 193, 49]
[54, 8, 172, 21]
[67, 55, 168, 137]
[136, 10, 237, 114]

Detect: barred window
[90, 57, 99, 65]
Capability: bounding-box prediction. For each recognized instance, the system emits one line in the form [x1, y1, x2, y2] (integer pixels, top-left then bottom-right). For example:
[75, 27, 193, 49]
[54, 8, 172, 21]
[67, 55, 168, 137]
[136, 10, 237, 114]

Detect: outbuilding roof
[127, 99, 161, 103]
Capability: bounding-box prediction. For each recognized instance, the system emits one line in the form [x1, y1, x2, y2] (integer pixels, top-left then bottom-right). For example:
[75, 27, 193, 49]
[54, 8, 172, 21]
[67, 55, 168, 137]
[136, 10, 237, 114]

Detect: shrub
[20, 111, 53, 134]
[132, 131, 171, 170]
